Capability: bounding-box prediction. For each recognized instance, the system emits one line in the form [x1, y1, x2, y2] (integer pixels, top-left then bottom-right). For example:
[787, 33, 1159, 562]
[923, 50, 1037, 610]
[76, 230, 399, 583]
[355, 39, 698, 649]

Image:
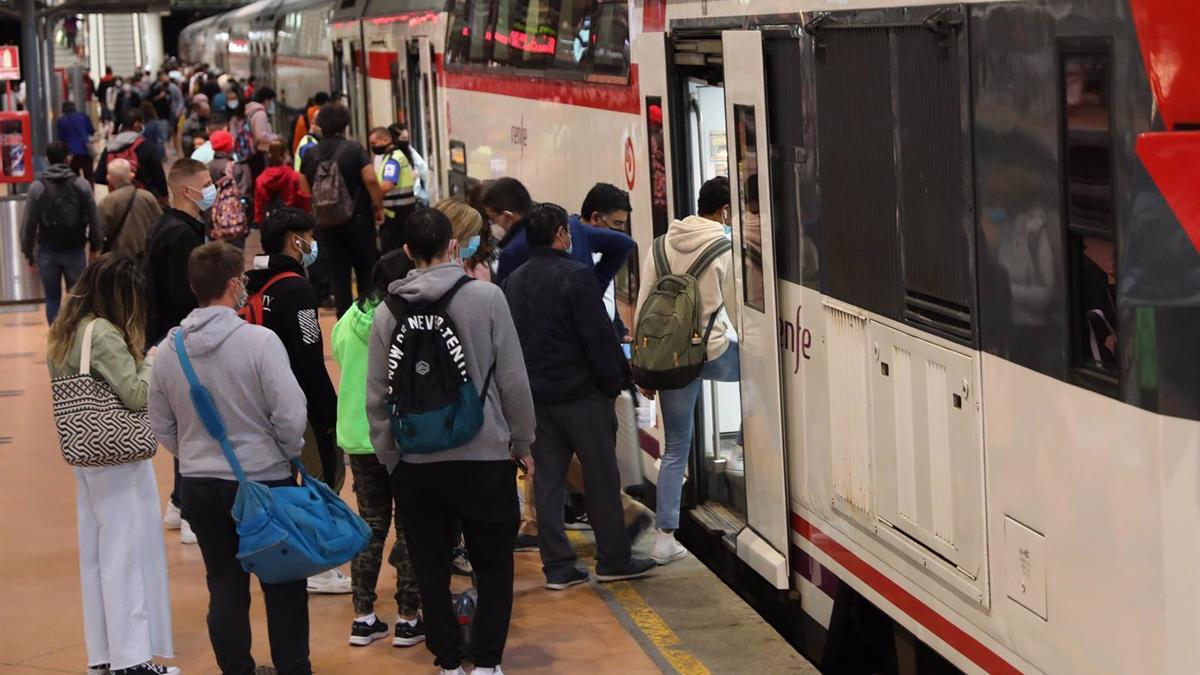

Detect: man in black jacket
[503, 202, 654, 590]
[95, 108, 168, 201]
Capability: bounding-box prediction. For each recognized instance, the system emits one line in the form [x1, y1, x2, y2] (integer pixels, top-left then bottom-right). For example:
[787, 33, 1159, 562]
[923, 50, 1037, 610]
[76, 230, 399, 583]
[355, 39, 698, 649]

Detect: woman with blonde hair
[47, 254, 176, 675]
[434, 197, 493, 282]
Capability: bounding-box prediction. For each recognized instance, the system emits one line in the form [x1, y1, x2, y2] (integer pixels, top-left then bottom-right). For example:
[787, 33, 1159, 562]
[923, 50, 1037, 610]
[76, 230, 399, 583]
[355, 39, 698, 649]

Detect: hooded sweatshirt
[366, 263, 536, 472]
[245, 101, 279, 152]
[94, 130, 168, 198]
[332, 298, 378, 454]
[254, 165, 310, 225]
[148, 306, 308, 482]
[19, 163, 103, 262]
[635, 214, 739, 362]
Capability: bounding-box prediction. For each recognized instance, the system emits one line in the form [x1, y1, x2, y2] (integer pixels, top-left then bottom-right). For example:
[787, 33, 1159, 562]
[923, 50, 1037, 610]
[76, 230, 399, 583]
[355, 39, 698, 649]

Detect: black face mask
[371, 145, 390, 156]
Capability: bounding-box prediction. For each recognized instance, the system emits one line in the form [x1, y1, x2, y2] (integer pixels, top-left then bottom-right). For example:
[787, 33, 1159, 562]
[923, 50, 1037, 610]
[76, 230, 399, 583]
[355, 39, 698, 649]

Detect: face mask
[297, 236, 318, 267]
[490, 223, 507, 241]
[460, 235, 480, 260]
[227, 100, 239, 110]
[233, 280, 248, 311]
[371, 145, 390, 156]
[724, 225, 733, 237]
[267, 101, 276, 116]
[192, 184, 217, 211]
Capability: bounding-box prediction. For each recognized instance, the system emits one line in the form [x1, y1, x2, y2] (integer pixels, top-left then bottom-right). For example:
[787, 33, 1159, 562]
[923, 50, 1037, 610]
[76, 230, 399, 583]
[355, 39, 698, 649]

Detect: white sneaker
[163, 502, 182, 529]
[651, 530, 688, 565]
[307, 568, 352, 594]
[438, 669, 467, 675]
[473, 668, 503, 675]
[179, 519, 197, 545]
[727, 445, 745, 477]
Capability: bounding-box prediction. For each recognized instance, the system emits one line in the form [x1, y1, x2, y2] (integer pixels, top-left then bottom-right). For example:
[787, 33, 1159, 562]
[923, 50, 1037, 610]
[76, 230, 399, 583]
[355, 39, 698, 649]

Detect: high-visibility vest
[294, 134, 319, 171]
[374, 149, 415, 217]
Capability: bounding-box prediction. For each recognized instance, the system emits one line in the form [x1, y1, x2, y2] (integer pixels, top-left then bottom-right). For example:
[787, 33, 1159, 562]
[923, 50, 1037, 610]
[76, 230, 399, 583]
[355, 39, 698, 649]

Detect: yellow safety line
[566, 530, 711, 675]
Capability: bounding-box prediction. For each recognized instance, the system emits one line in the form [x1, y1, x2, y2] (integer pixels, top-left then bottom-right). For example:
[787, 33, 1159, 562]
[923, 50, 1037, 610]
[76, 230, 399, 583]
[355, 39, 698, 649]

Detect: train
[179, 0, 1200, 672]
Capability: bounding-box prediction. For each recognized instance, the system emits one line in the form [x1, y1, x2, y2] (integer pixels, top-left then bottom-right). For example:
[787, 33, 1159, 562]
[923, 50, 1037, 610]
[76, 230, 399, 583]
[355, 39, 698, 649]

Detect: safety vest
[374, 148, 415, 217]
[294, 134, 319, 171]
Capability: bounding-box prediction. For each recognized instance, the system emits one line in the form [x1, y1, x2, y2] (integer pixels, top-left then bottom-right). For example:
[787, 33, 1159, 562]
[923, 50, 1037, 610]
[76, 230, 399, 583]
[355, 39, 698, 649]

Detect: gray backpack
[311, 143, 354, 228]
[631, 235, 732, 390]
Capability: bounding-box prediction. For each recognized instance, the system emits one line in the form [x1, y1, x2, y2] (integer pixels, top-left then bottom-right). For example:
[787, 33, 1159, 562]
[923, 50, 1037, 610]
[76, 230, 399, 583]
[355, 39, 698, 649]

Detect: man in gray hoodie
[366, 208, 535, 675]
[148, 241, 313, 675]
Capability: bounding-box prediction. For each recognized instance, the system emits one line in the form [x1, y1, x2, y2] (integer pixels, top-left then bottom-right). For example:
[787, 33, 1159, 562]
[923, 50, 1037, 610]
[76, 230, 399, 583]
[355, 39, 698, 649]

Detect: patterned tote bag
[51, 319, 158, 467]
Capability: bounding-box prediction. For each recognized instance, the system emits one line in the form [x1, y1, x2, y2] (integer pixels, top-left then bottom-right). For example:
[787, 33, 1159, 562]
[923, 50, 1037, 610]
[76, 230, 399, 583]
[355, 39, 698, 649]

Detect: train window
[733, 104, 765, 312]
[587, 1, 629, 78]
[493, 0, 556, 69]
[1060, 45, 1118, 378]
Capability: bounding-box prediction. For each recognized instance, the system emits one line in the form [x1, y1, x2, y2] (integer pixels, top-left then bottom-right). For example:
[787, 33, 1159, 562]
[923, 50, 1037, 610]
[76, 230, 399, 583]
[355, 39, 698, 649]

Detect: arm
[293, 172, 311, 212]
[257, 334, 309, 459]
[148, 335, 178, 454]
[495, 236, 527, 285]
[567, 269, 627, 398]
[89, 320, 154, 410]
[277, 283, 338, 435]
[366, 307, 401, 464]
[489, 288, 536, 456]
[19, 183, 40, 264]
[93, 149, 109, 185]
[80, 178, 104, 252]
[587, 224, 635, 288]
[141, 148, 168, 198]
[378, 157, 398, 193]
[360, 163, 385, 211]
[163, 229, 200, 323]
[86, 115, 95, 137]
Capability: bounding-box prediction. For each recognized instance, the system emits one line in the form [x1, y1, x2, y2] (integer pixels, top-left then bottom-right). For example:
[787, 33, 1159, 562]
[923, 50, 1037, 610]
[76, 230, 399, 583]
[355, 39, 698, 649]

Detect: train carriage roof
[216, 0, 278, 28]
[332, 0, 368, 21]
[363, 0, 450, 17]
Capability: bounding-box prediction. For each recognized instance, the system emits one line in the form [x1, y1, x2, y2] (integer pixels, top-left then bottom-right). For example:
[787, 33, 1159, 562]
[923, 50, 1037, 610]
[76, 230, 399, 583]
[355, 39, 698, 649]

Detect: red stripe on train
[791, 512, 1021, 675]
[442, 64, 641, 115]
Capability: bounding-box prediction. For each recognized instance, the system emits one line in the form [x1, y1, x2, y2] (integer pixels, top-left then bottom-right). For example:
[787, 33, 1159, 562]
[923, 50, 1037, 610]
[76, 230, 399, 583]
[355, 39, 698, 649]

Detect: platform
[0, 304, 815, 674]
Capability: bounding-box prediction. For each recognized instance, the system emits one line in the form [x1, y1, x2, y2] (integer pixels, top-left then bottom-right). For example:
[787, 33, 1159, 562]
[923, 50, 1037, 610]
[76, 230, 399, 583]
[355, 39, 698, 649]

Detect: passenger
[256, 140, 311, 225]
[435, 197, 490, 282]
[20, 141, 103, 324]
[576, 182, 637, 339]
[503, 202, 655, 589]
[111, 81, 140, 131]
[298, 103, 386, 317]
[369, 126, 417, 254]
[293, 123, 321, 172]
[333, 250, 425, 648]
[635, 176, 739, 565]
[57, 101, 96, 183]
[47, 254, 177, 675]
[366, 208, 535, 675]
[138, 102, 166, 161]
[145, 158, 216, 540]
[291, 91, 329, 157]
[95, 109, 168, 200]
[205, 129, 252, 245]
[389, 122, 430, 205]
[98, 158, 162, 258]
[181, 93, 210, 153]
[148, 241, 312, 675]
[246, 87, 280, 179]
[480, 177, 533, 283]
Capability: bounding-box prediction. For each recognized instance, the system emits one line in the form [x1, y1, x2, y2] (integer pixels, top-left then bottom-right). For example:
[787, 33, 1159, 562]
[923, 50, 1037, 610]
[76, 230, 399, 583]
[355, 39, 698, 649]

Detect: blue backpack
[384, 277, 495, 454]
[174, 329, 369, 583]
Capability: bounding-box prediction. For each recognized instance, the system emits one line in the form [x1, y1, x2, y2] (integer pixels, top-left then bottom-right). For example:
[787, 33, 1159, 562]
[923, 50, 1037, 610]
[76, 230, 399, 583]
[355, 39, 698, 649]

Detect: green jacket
[48, 316, 153, 411]
[332, 299, 378, 454]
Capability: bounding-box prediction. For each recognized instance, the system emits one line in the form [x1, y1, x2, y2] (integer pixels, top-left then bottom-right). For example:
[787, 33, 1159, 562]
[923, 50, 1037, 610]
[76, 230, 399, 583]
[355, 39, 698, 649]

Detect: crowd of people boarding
[32, 58, 743, 675]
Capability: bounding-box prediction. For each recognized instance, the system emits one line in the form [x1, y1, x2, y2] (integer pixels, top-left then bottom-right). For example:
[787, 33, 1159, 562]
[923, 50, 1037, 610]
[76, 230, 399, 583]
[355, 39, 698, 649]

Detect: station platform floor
[0, 302, 817, 674]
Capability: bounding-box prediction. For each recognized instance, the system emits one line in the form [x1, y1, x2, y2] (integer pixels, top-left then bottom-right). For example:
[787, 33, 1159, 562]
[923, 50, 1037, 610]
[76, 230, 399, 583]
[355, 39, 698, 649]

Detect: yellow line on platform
[567, 530, 710, 675]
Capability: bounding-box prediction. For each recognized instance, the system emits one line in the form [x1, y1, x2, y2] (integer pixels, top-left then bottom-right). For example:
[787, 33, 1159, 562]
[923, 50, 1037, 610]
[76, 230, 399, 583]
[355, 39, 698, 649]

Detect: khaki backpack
[311, 143, 355, 228]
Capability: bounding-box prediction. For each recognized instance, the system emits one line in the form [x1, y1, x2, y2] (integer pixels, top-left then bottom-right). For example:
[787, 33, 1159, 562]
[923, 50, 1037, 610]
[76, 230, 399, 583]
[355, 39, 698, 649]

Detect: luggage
[174, 329, 369, 583]
[210, 161, 249, 241]
[237, 271, 302, 326]
[383, 277, 496, 454]
[631, 236, 732, 390]
[614, 389, 643, 489]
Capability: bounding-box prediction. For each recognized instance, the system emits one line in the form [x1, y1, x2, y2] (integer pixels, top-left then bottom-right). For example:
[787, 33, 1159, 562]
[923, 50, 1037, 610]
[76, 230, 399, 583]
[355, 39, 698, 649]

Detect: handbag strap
[174, 329, 249, 483]
[79, 319, 98, 375]
[104, 189, 139, 253]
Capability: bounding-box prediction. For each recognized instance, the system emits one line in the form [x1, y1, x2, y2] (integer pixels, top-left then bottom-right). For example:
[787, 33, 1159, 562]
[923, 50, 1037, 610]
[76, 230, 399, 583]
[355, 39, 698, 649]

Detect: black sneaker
[595, 557, 656, 582]
[349, 617, 390, 646]
[393, 616, 426, 647]
[87, 665, 110, 675]
[514, 533, 539, 552]
[252, 667, 278, 675]
[545, 566, 590, 590]
[112, 663, 180, 675]
[563, 504, 591, 530]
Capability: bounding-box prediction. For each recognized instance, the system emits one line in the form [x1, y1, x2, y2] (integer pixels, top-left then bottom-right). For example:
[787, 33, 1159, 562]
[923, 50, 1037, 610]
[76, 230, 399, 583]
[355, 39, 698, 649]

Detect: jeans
[180, 477, 312, 675]
[655, 341, 741, 531]
[392, 460, 519, 670]
[38, 247, 87, 324]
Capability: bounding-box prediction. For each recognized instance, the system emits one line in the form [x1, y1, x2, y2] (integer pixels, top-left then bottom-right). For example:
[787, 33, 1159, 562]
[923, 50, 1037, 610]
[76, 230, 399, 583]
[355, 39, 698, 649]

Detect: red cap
[210, 130, 234, 153]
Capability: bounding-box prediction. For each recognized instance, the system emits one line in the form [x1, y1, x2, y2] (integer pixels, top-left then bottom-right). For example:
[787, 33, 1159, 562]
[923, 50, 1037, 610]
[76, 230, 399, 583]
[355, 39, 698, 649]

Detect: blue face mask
[724, 225, 733, 237]
[297, 237, 318, 267]
[192, 184, 217, 212]
[460, 235, 480, 260]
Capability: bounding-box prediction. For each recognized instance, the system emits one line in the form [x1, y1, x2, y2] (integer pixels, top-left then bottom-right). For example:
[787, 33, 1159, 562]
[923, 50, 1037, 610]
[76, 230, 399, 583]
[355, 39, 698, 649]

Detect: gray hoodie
[149, 306, 308, 482]
[367, 263, 535, 472]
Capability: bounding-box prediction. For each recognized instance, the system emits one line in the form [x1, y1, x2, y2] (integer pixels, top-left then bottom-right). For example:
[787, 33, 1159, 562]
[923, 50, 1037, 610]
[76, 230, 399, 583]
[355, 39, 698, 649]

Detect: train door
[335, 31, 369, 141]
[721, 30, 789, 588]
[416, 36, 442, 201]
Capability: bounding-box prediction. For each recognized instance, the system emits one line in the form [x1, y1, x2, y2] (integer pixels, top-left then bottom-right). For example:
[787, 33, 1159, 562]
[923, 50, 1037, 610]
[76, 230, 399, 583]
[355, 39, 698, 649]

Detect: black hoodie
[145, 207, 205, 346]
[245, 253, 339, 482]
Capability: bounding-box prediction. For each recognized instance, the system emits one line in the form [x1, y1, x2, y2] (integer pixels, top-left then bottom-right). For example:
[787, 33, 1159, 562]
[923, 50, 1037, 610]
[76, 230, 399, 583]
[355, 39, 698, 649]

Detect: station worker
[369, 126, 416, 254]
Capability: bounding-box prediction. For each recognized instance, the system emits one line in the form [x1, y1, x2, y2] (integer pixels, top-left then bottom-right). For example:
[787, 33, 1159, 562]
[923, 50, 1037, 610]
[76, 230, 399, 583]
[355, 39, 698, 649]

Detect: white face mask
[490, 223, 507, 241]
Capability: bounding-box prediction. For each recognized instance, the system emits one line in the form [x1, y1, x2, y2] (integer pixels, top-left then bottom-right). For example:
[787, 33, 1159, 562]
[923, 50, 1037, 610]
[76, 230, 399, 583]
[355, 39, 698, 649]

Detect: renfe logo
[778, 304, 812, 375]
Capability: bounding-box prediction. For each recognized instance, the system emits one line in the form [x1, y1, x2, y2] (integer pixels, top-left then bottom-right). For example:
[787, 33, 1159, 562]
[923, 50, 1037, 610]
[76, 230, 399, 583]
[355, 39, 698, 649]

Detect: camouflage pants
[348, 453, 420, 616]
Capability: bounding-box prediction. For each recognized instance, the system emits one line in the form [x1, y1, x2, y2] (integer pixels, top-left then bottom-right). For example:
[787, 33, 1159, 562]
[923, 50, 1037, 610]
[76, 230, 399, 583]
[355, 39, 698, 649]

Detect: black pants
[532, 394, 630, 579]
[180, 477, 312, 675]
[321, 214, 379, 317]
[379, 204, 415, 254]
[392, 460, 519, 670]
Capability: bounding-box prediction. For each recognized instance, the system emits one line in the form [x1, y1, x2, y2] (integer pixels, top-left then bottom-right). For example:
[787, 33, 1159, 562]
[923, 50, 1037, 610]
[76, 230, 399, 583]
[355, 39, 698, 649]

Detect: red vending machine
[0, 111, 32, 184]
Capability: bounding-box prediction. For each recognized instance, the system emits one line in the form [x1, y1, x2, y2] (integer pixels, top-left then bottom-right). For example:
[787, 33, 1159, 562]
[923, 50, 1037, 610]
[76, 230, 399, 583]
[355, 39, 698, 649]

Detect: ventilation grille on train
[904, 290, 972, 342]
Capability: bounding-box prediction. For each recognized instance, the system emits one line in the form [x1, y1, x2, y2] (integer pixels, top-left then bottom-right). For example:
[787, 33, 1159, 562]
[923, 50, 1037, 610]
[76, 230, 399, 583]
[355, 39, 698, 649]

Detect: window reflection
[734, 105, 765, 312]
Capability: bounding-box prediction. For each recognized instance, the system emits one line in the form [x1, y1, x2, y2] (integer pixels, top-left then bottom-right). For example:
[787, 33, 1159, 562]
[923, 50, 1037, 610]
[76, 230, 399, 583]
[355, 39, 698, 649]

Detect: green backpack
[632, 235, 732, 390]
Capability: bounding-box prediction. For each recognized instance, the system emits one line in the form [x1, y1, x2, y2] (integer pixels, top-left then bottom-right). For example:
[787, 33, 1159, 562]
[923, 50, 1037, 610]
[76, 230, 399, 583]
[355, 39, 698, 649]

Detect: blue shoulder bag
[174, 330, 369, 584]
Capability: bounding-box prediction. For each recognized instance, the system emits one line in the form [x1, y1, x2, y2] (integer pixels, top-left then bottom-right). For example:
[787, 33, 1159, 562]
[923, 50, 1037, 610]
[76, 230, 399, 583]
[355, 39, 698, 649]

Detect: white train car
[179, 1, 1200, 672]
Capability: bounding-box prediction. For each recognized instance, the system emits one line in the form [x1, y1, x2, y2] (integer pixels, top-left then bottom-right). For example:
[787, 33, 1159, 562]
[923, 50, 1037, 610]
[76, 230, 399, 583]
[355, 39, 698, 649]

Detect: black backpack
[384, 277, 495, 454]
[39, 177, 84, 250]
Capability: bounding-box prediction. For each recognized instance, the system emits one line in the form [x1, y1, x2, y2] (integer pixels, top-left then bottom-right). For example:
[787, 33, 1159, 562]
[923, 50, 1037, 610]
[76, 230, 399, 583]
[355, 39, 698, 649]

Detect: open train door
[722, 30, 789, 589]
[416, 35, 443, 201]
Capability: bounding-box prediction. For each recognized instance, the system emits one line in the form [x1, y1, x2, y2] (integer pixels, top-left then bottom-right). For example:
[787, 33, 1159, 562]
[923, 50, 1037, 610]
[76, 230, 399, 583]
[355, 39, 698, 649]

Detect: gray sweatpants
[532, 393, 631, 580]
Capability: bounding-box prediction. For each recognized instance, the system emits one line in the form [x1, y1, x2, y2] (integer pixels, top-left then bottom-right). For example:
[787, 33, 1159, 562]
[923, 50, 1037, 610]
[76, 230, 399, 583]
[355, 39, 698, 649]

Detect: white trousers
[75, 459, 174, 669]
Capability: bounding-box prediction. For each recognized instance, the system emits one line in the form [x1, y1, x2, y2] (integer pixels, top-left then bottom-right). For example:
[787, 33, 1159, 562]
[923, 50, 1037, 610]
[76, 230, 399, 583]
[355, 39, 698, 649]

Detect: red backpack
[109, 137, 145, 189]
[238, 271, 303, 325]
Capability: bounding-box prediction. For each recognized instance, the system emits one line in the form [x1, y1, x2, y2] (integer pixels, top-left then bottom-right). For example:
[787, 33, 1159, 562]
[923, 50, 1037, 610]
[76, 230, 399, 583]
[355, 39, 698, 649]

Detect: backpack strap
[685, 237, 733, 279]
[426, 275, 473, 314]
[652, 236, 669, 278]
[257, 271, 303, 297]
[103, 188, 139, 253]
[174, 329, 248, 483]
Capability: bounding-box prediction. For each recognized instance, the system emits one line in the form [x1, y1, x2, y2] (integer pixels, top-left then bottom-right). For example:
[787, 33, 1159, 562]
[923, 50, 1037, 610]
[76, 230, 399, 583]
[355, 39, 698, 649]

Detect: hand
[374, 207, 385, 225]
[88, 250, 100, 263]
[622, 334, 633, 343]
[638, 386, 656, 401]
[146, 345, 158, 359]
[517, 453, 534, 477]
[25, 259, 36, 273]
